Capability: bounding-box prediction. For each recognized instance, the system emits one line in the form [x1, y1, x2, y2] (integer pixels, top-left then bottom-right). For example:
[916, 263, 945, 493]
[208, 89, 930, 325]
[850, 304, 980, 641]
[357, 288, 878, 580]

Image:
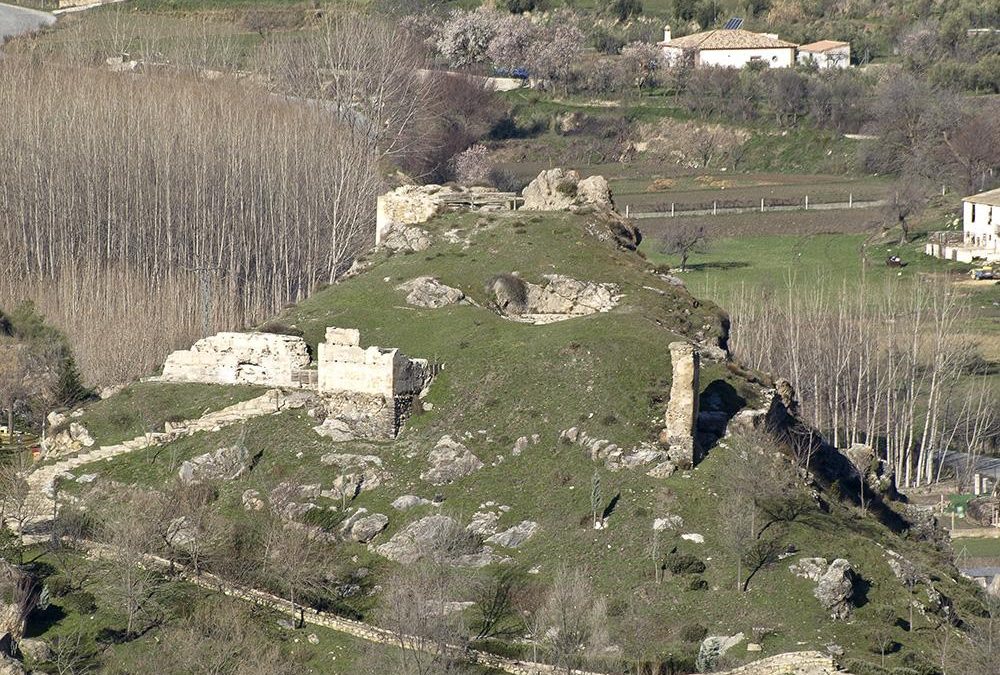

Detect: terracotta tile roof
[966, 187, 1000, 207]
[661, 29, 797, 51]
[799, 40, 850, 53]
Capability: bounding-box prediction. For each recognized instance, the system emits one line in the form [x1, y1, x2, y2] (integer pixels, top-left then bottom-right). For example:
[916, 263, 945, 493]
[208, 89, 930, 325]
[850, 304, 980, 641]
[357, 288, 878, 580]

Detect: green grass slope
[67, 210, 985, 672]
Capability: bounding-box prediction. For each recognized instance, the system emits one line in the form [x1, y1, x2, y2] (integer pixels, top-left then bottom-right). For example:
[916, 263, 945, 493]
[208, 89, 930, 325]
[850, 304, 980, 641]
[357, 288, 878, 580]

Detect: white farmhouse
[797, 40, 851, 69]
[658, 25, 797, 69]
[925, 187, 1000, 263]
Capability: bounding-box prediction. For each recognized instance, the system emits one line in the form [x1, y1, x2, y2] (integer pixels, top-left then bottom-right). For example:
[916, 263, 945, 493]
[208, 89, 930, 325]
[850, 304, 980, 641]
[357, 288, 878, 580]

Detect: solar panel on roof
[723, 17, 744, 30]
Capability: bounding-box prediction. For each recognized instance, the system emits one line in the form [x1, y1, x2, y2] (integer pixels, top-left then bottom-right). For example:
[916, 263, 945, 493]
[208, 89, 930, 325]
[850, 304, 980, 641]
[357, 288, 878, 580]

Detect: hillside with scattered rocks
[21, 197, 989, 674]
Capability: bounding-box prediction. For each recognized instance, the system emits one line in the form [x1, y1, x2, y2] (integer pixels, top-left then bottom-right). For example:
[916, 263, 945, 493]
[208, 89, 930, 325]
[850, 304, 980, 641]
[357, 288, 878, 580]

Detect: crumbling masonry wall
[317, 327, 429, 398]
[160, 332, 311, 387]
[660, 342, 700, 467]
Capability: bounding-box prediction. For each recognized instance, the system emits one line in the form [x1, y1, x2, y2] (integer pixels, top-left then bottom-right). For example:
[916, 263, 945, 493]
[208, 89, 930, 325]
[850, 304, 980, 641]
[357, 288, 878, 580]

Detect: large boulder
[319, 453, 388, 500]
[42, 421, 94, 459]
[790, 557, 858, 619]
[486, 521, 539, 548]
[521, 168, 614, 212]
[396, 277, 466, 308]
[381, 225, 432, 253]
[349, 513, 390, 543]
[421, 436, 484, 485]
[525, 275, 620, 316]
[178, 446, 250, 485]
[375, 515, 478, 564]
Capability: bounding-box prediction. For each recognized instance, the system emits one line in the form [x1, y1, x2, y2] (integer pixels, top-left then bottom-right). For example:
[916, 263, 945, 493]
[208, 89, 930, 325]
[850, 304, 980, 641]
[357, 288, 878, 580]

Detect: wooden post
[849, 193, 853, 208]
[671, 202, 675, 217]
[805, 195, 809, 210]
[625, 204, 630, 218]
[713, 201, 717, 215]
[761, 198, 764, 212]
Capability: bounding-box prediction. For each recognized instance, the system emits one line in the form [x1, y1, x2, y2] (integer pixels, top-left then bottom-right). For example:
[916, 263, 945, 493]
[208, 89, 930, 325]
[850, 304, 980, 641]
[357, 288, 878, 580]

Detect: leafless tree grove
[0, 13, 435, 389]
[722, 277, 999, 488]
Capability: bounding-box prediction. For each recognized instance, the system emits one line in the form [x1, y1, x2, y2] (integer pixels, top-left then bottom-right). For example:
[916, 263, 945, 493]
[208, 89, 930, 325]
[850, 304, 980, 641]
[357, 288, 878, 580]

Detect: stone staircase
[17, 389, 312, 534]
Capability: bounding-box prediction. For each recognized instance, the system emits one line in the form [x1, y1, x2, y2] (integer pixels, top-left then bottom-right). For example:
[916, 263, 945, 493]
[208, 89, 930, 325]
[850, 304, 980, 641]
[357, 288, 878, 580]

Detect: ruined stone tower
[660, 342, 700, 467]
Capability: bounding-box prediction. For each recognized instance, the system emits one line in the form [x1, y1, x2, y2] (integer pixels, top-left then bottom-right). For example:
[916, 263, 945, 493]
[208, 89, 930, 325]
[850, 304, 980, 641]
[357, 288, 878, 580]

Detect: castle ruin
[660, 341, 700, 467]
[158, 327, 433, 440]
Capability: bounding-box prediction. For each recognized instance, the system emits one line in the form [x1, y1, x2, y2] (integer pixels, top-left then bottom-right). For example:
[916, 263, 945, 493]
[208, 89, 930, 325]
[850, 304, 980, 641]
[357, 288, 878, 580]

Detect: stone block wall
[160, 332, 311, 387]
[317, 327, 429, 398]
[660, 342, 700, 467]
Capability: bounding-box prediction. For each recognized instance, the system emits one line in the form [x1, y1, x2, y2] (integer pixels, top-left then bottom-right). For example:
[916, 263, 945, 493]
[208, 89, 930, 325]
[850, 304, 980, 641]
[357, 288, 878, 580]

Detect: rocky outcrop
[381, 226, 432, 253]
[392, 495, 433, 511]
[178, 446, 251, 485]
[421, 435, 484, 485]
[486, 521, 538, 549]
[396, 277, 466, 308]
[487, 274, 620, 324]
[41, 421, 94, 459]
[660, 342, 700, 467]
[790, 558, 857, 620]
[375, 515, 469, 564]
[348, 513, 389, 543]
[160, 332, 310, 387]
[521, 169, 613, 211]
[559, 427, 671, 473]
[319, 453, 388, 501]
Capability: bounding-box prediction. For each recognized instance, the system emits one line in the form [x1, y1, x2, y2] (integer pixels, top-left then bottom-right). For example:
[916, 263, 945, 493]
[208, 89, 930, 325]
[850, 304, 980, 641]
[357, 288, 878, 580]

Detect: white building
[925, 187, 1000, 263]
[658, 25, 797, 69]
[797, 40, 851, 69]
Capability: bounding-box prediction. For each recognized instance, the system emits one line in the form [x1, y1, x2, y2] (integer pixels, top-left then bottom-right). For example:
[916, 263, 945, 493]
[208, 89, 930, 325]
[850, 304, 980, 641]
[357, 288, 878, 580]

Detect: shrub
[687, 577, 709, 591]
[63, 590, 97, 615]
[45, 575, 73, 598]
[665, 552, 706, 575]
[303, 508, 348, 532]
[485, 273, 529, 314]
[555, 180, 578, 197]
[679, 623, 707, 643]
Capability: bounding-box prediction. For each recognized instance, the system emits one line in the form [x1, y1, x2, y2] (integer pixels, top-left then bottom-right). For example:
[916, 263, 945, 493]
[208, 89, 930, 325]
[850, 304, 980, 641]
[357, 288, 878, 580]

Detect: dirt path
[0, 2, 55, 43]
[19, 389, 310, 534]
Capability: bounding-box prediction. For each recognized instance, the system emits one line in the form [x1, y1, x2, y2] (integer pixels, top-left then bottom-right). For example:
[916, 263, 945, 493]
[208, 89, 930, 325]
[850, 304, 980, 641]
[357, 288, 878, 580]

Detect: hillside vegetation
[41, 209, 989, 674]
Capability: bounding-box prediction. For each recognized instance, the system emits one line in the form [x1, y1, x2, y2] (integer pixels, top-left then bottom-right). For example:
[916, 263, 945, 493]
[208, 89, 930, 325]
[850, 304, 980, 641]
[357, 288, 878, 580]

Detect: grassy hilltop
[52, 208, 987, 674]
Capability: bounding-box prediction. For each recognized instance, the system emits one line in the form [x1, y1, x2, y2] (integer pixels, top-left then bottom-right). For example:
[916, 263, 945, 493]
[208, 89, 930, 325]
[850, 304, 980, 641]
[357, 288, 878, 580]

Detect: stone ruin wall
[317, 327, 428, 399]
[158, 328, 431, 440]
[376, 184, 519, 246]
[160, 332, 311, 388]
[660, 341, 700, 467]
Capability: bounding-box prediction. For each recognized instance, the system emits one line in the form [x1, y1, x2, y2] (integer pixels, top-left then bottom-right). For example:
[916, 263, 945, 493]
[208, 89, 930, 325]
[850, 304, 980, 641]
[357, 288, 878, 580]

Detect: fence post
[805, 195, 809, 210]
[671, 203, 675, 217]
[761, 198, 764, 213]
[625, 204, 630, 218]
[713, 201, 717, 215]
[849, 193, 853, 208]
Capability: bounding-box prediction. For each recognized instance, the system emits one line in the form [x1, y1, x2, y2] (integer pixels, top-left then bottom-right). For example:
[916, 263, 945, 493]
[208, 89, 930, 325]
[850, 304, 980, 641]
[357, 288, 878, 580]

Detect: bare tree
[535, 567, 610, 675]
[259, 518, 335, 628]
[883, 179, 929, 244]
[660, 223, 709, 272]
[91, 489, 166, 637]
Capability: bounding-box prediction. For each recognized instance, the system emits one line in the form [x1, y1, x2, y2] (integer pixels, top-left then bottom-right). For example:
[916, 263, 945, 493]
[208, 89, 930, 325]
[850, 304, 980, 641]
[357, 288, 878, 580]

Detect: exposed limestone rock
[376, 184, 516, 248]
[486, 521, 539, 548]
[165, 516, 198, 550]
[392, 495, 433, 511]
[560, 428, 668, 472]
[375, 514, 476, 564]
[242, 489, 265, 511]
[653, 514, 683, 531]
[178, 446, 250, 485]
[421, 435, 484, 485]
[42, 421, 95, 459]
[715, 651, 839, 675]
[396, 277, 466, 308]
[792, 558, 856, 619]
[381, 226, 432, 253]
[468, 511, 500, 536]
[521, 169, 613, 212]
[660, 342, 700, 467]
[319, 453, 387, 500]
[815, 559, 856, 620]
[524, 275, 620, 316]
[0, 656, 23, 675]
[18, 638, 50, 664]
[844, 443, 896, 495]
[350, 513, 389, 543]
[160, 332, 310, 387]
[577, 175, 614, 209]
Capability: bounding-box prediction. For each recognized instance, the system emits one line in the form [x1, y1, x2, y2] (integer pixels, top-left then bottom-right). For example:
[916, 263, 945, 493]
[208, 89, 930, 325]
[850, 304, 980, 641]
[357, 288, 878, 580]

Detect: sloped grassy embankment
[62, 210, 982, 671]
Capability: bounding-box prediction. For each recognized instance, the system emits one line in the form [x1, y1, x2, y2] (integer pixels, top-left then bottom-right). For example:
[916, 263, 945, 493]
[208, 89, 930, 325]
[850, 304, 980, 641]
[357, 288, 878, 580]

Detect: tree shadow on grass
[602, 492, 621, 522]
[24, 604, 66, 638]
[686, 261, 751, 271]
